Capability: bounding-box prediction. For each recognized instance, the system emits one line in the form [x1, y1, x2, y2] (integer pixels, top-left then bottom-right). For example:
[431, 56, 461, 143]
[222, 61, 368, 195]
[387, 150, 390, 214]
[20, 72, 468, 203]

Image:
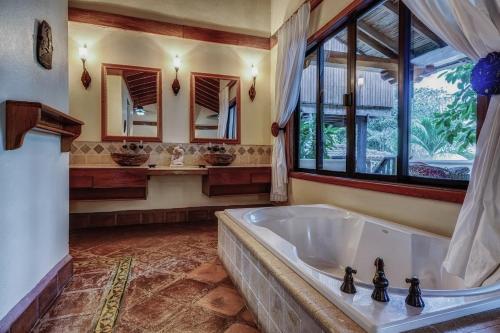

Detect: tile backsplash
[70, 141, 272, 166]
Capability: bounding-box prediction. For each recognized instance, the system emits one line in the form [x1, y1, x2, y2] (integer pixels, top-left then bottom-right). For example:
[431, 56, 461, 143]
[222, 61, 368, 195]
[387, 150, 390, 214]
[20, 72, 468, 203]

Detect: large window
[295, 0, 478, 187]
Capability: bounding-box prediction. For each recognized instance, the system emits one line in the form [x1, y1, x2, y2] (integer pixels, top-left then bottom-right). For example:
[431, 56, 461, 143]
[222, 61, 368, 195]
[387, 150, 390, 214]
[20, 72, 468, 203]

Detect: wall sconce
[249, 64, 258, 101]
[79, 44, 91, 89]
[172, 55, 181, 95]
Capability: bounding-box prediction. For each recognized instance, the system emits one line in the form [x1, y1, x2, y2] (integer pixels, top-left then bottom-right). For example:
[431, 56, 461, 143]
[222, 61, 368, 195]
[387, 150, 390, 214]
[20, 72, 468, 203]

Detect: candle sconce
[249, 64, 257, 101]
[172, 55, 181, 95]
[79, 44, 91, 89]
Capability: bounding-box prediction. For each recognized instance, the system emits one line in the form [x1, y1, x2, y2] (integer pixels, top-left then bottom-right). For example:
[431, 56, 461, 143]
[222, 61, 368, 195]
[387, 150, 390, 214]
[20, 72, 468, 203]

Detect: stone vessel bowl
[111, 152, 150, 166]
[203, 153, 236, 166]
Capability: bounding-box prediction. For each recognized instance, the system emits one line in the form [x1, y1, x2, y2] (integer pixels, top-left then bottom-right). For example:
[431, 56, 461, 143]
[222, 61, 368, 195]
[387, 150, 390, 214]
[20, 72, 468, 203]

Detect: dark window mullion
[346, 20, 357, 178]
[398, 2, 411, 180]
[316, 45, 325, 171]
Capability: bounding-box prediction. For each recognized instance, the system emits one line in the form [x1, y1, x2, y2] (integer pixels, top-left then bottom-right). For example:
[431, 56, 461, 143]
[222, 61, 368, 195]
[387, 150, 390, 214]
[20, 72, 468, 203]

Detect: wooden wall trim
[69, 204, 271, 229]
[68, 7, 271, 50]
[290, 172, 466, 203]
[0, 255, 73, 333]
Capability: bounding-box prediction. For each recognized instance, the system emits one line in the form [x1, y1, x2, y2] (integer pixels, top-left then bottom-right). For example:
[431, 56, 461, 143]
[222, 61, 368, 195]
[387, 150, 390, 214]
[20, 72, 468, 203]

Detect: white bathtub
[225, 205, 500, 333]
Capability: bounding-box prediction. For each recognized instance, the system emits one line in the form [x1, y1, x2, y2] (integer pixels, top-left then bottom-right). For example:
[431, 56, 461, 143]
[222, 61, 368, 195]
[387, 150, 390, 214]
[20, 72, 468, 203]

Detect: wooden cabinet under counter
[202, 166, 271, 196]
[70, 167, 148, 200]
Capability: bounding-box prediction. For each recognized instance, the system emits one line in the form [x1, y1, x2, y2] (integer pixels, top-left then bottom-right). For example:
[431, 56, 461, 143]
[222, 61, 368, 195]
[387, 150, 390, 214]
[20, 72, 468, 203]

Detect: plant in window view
[299, 115, 315, 159]
[300, 114, 345, 159]
[434, 63, 477, 151]
[411, 117, 448, 158]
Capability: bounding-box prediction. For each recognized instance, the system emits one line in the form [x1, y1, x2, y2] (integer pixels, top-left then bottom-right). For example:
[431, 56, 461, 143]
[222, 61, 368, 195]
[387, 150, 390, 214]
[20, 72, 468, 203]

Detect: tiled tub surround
[218, 205, 500, 332]
[70, 141, 272, 166]
[218, 213, 363, 333]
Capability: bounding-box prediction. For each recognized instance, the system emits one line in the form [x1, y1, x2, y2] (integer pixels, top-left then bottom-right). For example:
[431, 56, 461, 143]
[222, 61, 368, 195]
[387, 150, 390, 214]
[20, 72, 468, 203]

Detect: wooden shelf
[6, 100, 84, 152]
[70, 168, 148, 200]
[202, 166, 271, 196]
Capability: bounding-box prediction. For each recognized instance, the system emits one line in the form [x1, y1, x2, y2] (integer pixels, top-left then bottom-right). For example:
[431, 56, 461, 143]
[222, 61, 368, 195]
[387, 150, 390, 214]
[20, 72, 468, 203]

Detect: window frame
[293, 0, 485, 190]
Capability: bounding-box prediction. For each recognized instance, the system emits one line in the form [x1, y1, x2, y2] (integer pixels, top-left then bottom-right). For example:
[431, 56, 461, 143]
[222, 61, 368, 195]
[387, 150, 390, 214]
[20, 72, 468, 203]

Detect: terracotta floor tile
[65, 271, 112, 291]
[32, 315, 94, 333]
[224, 323, 260, 333]
[121, 294, 185, 331]
[153, 256, 201, 274]
[185, 249, 219, 263]
[39, 223, 261, 333]
[72, 257, 117, 275]
[166, 306, 230, 333]
[128, 270, 178, 293]
[46, 289, 104, 319]
[239, 307, 257, 325]
[157, 279, 210, 304]
[187, 263, 228, 284]
[196, 286, 245, 317]
[86, 243, 126, 256]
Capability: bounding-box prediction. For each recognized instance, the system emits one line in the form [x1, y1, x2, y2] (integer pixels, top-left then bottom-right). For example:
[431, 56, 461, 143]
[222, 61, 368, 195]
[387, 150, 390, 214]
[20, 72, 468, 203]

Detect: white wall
[0, 0, 69, 320]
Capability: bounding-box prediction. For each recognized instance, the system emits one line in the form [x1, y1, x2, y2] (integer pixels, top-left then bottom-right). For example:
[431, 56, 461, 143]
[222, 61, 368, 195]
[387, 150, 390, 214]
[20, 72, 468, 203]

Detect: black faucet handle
[340, 266, 357, 294]
[372, 270, 390, 302]
[405, 276, 425, 308]
[374, 257, 385, 272]
[346, 266, 357, 275]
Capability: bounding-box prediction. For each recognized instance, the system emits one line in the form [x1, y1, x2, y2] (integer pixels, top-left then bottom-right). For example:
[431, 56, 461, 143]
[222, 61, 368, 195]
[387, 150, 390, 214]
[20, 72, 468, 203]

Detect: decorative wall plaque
[36, 20, 53, 69]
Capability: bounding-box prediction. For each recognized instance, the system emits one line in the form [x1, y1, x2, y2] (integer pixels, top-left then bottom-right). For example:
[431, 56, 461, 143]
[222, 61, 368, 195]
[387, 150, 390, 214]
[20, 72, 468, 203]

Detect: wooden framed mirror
[190, 72, 241, 144]
[101, 63, 162, 142]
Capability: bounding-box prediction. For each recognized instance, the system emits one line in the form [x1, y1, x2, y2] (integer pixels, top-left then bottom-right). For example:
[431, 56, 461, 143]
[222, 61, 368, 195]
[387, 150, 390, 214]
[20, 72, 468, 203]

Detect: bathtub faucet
[340, 266, 357, 294]
[372, 257, 390, 302]
[405, 277, 425, 308]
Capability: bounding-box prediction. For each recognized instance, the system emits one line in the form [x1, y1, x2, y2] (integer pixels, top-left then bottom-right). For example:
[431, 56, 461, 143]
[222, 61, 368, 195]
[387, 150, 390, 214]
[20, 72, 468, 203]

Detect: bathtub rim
[219, 207, 500, 333]
[216, 210, 366, 333]
[241, 204, 500, 296]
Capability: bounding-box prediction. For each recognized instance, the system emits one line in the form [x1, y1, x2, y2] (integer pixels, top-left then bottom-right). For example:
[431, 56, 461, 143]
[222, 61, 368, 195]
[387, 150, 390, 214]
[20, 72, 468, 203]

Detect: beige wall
[272, 0, 463, 237]
[0, 0, 69, 319]
[69, 22, 272, 145]
[70, 175, 270, 214]
[69, 22, 272, 213]
[270, 0, 354, 35]
[289, 178, 462, 237]
[70, 0, 271, 37]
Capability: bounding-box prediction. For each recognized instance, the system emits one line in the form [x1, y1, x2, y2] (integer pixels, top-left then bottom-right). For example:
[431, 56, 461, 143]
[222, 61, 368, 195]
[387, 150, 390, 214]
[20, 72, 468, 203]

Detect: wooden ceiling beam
[195, 101, 218, 113]
[196, 85, 219, 99]
[357, 20, 398, 54]
[126, 73, 156, 82]
[129, 86, 156, 95]
[197, 77, 220, 90]
[195, 99, 219, 113]
[128, 77, 157, 88]
[195, 95, 219, 109]
[357, 30, 398, 59]
[68, 7, 270, 50]
[383, 1, 446, 47]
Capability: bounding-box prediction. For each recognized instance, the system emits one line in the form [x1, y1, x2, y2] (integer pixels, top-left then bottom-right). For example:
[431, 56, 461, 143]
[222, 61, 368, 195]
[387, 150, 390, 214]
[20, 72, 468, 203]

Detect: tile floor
[32, 223, 261, 333]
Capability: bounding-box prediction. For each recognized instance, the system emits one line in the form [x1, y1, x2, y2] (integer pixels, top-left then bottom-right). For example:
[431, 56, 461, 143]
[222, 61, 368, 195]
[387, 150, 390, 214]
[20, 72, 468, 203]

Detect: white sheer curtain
[271, 2, 310, 202]
[403, 0, 500, 287]
[217, 85, 230, 139]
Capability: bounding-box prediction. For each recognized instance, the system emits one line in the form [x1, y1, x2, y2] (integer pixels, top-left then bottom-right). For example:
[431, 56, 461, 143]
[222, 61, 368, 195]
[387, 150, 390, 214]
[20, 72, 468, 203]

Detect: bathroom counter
[70, 164, 271, 176]
[70, 164, 272, 200]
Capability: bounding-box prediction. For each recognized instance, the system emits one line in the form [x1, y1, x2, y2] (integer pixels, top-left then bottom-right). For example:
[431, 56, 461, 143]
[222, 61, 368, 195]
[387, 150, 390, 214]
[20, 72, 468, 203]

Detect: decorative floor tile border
[93, 257, 132, 333]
